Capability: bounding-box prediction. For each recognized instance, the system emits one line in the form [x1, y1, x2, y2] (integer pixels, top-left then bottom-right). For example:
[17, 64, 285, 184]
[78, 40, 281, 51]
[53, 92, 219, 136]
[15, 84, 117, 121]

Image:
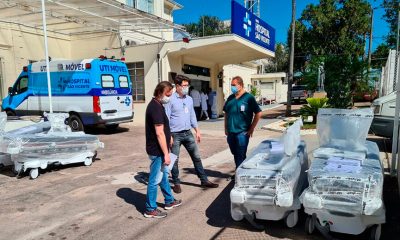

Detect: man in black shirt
[144, 81, 182, 218]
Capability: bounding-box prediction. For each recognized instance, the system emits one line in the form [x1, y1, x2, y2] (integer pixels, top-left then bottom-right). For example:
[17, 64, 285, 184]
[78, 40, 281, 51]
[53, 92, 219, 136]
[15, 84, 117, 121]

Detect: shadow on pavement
[134, 171, 149, 185]
[116, 187, 150, 214]
[183, 168, 232, 179]
[85, 126, 130, 135]
[382, 175, 400, 239]
[206, 181, 266, 239]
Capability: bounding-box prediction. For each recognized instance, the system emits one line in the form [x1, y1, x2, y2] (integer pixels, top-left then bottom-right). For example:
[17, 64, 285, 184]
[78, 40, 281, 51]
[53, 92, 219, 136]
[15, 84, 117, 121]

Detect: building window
[260, 82, 274, 89]
[137, 0, 154, 14]
[127, 62, 145, 101]
[126, 0, 135, 7]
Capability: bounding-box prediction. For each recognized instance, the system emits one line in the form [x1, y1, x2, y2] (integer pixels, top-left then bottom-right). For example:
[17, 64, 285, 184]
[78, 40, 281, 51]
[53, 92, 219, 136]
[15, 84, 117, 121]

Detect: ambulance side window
[13, 76, 29, 95]
[101, 74, 114, 88]
[119, 75, 129, 88]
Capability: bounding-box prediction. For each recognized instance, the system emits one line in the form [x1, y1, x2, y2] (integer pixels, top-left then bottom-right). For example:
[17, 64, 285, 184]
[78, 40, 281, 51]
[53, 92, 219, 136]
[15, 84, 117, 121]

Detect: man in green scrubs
[223, 76, 262, 169]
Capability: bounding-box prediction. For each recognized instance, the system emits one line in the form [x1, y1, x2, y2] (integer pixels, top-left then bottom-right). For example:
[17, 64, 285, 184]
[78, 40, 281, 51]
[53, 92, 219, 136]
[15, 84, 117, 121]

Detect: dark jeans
[171, 130, 208, 184]
[227, 132, 250, 168]
[194, 106, 201, 121]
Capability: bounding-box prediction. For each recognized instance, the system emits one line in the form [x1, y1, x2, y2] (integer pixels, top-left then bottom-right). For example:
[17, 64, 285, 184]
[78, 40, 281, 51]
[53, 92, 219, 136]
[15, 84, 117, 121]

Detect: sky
[173, 0, 388, 51]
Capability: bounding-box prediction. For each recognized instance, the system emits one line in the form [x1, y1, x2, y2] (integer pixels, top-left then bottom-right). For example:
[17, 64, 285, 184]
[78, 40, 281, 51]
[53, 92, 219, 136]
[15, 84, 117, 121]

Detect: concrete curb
[261, 117, 317, 135]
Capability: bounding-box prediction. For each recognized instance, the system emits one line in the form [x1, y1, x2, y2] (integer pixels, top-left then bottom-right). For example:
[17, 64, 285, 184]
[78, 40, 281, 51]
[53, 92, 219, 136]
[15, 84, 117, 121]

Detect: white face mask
[182, 86, 189, 95]
[160, 95, 170, 104]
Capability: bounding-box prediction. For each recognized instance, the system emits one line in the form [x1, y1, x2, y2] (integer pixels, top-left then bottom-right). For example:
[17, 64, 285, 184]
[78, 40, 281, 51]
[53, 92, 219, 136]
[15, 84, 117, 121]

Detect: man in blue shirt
[165, 75, 219, 193]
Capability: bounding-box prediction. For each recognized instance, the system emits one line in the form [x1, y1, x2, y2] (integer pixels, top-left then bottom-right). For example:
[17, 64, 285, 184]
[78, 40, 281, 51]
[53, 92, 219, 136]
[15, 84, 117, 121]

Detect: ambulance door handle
[103, 110, 117, 114]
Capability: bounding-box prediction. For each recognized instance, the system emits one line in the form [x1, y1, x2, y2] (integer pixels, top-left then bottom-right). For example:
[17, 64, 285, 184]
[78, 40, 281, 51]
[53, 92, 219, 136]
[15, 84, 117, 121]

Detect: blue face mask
[231, 85, 238, 94]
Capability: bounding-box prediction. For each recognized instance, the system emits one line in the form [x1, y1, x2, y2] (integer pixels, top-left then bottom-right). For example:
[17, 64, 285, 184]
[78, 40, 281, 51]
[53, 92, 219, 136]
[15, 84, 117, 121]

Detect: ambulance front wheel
[29, 168, 39, 179]
[69, 114, 84, 132]
[285, 210, 298, 228]
[369, 224, 381, 240]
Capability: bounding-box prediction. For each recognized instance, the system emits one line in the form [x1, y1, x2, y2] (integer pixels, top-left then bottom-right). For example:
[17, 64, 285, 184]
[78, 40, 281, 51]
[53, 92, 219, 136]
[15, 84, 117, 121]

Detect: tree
[372, 43, 390, 68]
[183, 16, 230, 37]
[264, 43, 289, 73]
[290, 0, 372, 108]
[382, 0, 400, 49]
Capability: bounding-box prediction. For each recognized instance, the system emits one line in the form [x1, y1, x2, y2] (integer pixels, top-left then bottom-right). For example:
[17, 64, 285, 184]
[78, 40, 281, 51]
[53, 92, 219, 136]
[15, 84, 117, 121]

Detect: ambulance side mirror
[8, 87, 13, 95]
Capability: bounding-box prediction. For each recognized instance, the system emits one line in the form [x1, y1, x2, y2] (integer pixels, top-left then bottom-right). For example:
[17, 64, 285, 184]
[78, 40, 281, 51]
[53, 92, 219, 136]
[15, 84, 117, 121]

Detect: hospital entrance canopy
[0, 0, 184, 40]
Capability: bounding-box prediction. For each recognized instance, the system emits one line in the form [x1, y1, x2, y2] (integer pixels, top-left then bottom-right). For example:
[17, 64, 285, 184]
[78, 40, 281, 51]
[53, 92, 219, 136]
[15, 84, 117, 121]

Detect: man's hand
[246, 128, 255, 137]
[196, 131, 201, 143]
[164, 154, 171, 166]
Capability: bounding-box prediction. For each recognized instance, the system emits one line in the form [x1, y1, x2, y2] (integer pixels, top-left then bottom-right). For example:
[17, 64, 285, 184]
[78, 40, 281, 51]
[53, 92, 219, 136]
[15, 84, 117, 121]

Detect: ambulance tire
[69, 114, 84, 132]
[105, 124, 119, 130]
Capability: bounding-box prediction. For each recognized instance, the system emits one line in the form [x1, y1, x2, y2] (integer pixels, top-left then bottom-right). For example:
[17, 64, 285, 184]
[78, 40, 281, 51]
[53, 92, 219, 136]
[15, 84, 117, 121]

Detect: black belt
[172, 129, 190, 134]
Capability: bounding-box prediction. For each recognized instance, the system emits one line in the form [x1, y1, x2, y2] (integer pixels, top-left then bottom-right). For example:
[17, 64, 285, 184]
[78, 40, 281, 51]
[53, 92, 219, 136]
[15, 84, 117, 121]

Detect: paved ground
[0, 103, 398, 240]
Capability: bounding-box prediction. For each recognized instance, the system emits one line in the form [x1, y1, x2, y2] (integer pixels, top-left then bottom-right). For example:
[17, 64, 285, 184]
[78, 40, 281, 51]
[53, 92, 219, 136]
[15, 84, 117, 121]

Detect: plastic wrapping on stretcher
[0, 113, 104, 178]
[6, 113, 103, 157]
[301, 141, 383, 216]
[301, 108, 384, 216]
[317, 108, 373, 153]
[230, 120, 308, 223]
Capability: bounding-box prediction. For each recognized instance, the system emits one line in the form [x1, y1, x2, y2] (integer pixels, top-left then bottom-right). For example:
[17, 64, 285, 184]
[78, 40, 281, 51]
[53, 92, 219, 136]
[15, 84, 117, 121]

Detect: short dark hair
[153, 81, 173, 97]
[232, 76, 244, 87]
[174, 74, 191, 86]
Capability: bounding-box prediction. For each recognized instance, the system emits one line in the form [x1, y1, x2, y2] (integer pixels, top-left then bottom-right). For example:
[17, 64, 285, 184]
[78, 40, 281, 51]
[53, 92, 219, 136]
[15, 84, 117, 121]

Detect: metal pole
[368, 8, 373, 69]
[286, 0, 295, 116]
[202, 16, 205, 37]
[391, 5, 400, 176]
[41, 0, 53, 113]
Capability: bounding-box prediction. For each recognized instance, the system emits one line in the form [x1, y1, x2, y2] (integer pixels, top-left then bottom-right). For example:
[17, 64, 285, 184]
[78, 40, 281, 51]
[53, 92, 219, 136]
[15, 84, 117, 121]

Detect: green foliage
[382, 0, 400, 49]
[250, 86, 260, 97]
[371, 43, 390, 68]
[183, 16, 230, 37]
[300, 97, 329, 117]
[324, 56, 367, 108]
[290, 0, 371, 72]
[265, 43, 288, 73]
[287, 0, 372, 108]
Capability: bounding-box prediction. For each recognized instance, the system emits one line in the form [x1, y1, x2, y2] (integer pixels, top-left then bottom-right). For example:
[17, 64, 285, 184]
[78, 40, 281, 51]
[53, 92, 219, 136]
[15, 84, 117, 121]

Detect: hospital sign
[231, 0, 275, 52]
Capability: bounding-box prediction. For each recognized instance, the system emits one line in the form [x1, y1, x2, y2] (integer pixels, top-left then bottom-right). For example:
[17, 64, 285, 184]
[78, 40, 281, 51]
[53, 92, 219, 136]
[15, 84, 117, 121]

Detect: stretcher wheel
[84, 157, 93, 166]
[369, 224, 381, 240]
[230, 205, 244, 221]
[29, 168, 39, 179]
[285, 210, 298, 228]
[305, 215, 315, 234]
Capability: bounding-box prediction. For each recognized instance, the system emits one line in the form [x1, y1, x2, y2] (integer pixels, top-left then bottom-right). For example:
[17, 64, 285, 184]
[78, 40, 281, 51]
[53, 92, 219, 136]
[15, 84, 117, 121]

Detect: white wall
[256, 79, 287, 103]
[0, 23, 71, 98]
[222, 64, 257, 100]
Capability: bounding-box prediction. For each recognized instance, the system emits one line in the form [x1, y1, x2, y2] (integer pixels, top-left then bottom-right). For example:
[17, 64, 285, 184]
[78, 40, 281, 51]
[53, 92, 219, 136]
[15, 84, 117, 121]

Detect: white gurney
[301, 108, 385, 240]
[1, 113, 104, 179]
[230, 120, 308, 228]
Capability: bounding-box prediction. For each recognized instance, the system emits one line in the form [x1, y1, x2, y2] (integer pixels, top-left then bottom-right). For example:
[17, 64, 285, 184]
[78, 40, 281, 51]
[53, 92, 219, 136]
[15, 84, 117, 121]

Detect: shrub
[299, 97, 329, 123]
